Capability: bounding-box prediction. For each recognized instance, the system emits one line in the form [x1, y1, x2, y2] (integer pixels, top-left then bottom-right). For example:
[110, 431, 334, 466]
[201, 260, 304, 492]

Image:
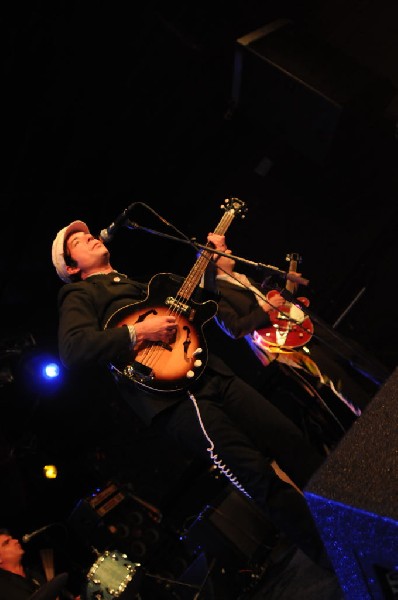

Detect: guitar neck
[285, 255, 299, 296]
[178, 208, 237, 299]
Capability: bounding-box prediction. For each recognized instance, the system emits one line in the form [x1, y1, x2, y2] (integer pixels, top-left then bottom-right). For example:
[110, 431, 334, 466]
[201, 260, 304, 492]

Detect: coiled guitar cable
[187, 389, 252, 499]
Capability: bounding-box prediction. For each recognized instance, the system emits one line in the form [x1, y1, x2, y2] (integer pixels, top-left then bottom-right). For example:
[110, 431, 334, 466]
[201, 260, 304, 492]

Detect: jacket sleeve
[57, 284, 131, 369]
[215, 284, 272, 339]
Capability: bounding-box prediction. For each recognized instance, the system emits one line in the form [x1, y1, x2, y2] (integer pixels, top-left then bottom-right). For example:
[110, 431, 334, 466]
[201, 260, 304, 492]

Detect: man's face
[0, 534, 24, 567]
[66, 230, 109, 276]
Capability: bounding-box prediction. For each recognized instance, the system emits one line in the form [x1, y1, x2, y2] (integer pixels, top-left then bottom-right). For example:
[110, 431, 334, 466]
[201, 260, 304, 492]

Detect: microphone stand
[124, 220, 390, 386]
[126, 220, 289, 278]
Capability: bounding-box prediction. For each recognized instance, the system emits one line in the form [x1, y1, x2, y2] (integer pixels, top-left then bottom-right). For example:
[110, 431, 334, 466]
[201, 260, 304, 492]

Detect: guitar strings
[135, 208, 238, 386]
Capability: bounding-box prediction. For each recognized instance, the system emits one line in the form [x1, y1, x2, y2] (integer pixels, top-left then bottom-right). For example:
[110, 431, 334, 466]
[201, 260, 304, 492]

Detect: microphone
[99, 204, 136, 244]
[22, 524, 52, 543]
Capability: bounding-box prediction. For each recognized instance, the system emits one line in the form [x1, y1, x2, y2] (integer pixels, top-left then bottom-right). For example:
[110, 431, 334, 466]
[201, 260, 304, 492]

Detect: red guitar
[256, 253, 313, 349]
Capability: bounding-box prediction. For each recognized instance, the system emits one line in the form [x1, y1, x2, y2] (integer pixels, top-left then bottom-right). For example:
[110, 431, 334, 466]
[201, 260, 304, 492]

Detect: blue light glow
[42, 362, 60, 380]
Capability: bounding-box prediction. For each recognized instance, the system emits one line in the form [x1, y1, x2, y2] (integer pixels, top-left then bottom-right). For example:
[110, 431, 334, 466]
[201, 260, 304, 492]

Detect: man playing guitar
[51, 209, 332, 572]
[207, 233, 362, 455]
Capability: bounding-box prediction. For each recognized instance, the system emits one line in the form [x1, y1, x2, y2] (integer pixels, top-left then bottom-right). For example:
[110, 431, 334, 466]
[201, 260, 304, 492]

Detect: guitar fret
[178, 209, 237, 299]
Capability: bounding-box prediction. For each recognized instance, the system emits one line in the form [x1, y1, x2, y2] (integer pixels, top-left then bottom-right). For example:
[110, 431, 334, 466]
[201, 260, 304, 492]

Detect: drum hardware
[85, 550, 142, 600]
[126, 491, 162, 524]
[85, 548, 215, 599]
[142, 558, 216, 599]
[144, 571, 204, 590]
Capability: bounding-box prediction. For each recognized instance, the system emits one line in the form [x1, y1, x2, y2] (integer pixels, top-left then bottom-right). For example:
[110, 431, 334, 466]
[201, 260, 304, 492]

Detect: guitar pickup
[276, 312, 289, 320]
[165, 296, 195, 320]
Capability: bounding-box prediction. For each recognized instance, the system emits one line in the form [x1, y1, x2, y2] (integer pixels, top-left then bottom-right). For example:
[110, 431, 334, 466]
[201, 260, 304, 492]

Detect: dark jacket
[0, 566, 43, 600]
[214, 277, 271, 339]
[57, 272, 234, 425]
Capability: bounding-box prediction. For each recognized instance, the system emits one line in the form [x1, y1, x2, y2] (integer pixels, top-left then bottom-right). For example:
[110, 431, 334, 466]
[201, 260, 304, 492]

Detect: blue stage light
[42, 361, 61, 380]
[17, 350, 64, 396]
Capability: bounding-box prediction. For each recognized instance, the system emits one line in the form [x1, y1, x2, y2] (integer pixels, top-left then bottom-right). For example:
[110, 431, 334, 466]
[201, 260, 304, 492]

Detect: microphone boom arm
[126, 220, 292, 278]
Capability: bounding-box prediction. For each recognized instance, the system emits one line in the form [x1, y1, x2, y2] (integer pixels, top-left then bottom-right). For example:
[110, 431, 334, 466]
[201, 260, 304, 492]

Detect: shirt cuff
[127, 325, 137, 347]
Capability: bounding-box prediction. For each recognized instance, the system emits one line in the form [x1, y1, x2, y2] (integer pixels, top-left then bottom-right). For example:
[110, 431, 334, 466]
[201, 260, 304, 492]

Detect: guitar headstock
[221, 197, 248, 219]
[286, 252, 302, 266]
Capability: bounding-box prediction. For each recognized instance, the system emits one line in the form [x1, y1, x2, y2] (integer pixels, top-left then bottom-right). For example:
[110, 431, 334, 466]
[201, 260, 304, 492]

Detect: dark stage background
[1, 1, 398, 592]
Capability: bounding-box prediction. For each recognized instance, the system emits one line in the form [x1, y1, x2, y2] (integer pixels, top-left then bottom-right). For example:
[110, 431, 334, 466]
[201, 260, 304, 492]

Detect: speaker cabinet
[68, 482, 171, 568]
[183, 486, 278, 567]
[232, 18, 396, 165]
[305, 366, 398, 599]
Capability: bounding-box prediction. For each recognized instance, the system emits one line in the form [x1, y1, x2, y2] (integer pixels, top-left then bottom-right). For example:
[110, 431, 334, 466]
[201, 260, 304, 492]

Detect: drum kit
[84, 548, 205, 599]
[85, 550, 141, 599]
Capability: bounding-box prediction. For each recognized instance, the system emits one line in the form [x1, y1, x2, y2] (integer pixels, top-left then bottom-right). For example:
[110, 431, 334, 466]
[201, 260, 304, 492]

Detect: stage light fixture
[42, 361, 61, 380]
[17, 350, 64, 396]
[43, 464, 58, 479]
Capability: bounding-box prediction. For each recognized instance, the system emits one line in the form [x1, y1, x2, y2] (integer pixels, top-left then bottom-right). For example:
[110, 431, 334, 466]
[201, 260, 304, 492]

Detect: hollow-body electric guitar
[104, 198, 247, 393]
[256, 252, 313, 349]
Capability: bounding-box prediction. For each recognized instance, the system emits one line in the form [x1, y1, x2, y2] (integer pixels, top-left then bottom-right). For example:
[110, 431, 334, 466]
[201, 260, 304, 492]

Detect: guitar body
[105, 197, 247, 393]
[105, 272, 218, 393]
[257, 289, 314, 349]
[256, 252, 313, 350]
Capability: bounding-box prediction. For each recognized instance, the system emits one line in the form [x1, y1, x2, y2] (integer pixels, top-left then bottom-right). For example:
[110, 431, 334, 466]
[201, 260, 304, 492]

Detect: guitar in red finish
[256, 253, 314, 350]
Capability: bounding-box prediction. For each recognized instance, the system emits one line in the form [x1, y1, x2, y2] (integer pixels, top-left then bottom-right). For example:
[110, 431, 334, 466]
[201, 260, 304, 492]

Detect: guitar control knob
[186, 370, 195, 378]
[193, 348, 203, 356]
[194, 360, 202, 367]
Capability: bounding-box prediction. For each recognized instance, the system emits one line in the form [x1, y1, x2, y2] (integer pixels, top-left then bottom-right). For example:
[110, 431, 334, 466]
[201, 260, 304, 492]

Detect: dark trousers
[156, 371, 328, 565]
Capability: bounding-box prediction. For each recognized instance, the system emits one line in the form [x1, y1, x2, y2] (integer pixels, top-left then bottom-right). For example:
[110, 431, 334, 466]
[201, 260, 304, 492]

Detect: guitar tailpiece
[187, 390, 252, 500]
